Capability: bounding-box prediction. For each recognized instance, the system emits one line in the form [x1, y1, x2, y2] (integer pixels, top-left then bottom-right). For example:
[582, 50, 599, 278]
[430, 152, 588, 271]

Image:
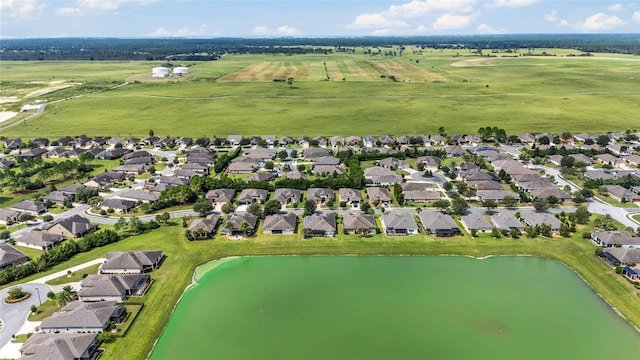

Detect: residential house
[307, 188, 334, 205]
[112, 164, 146, 175]
[490, 213, 525, 231]
[339, 188, 362, 208]
[591, 231, 640, 248]
[330, 136, 344, 148]
[245, 172, 276, 183]
[342, 213, 376, 234]
[477, 190, 518, 202]
[444, 145, 464, 157]
[279, 136, 294, 147]
[0, 208, 20, 224]
[221, 212, 259, 236]
[313, 165, 344, 175]
[530, 188, 573, 202]
[187, 214, 221, 239]
[119, 190, 160, 204]
[303, 213, 337, 237]
[237, 188, 269, 205]
[605, 185, 640, 203]
[78, 274, 151, 302]
[86, 171, 126, 188]
[19, 333, 99, 360]
[314, 156, 340, 166]
[43, 191, 74, 206]
[623, 154, 640, 168]
[227, 135, 243, 146]
[602, 247, 640, 267]
[0, 159, 15, 169]
[375, 157, 408, 170]
[15, 232, 64, 251]
[101, 251, 165, 274]
[0, 244, 29, 269]
[303, 147, 332, 160]
[59, 184, 85, 197]
[101, 198, 137, 213]
[3, 138, 22, 150]
[596, 154, 624, 168]
[41, 300, 126, 334]
[205, 188, 236, 205]
[519, 212, 562, 232]
[181, 163, 210, 176]
[416, 156, 441, 171]
[364, 166, 402, 186]
[10, 200, 47, 215]
[419, 212, 461, 237]
[273, 188, 302, 206]
[227, 160, 258, 174]
[460, 213, 492, 233]
[366, 187, 392, 206]
[42, 215, 95, 239]
[607, 144, 631, 156]
[263, 212, 297, 234]
[158, 176, 190, 186]
[381, 213, 419, 236]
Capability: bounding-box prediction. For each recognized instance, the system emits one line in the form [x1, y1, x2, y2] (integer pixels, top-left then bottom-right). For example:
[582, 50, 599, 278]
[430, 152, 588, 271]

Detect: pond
[151, 256, 640, 359]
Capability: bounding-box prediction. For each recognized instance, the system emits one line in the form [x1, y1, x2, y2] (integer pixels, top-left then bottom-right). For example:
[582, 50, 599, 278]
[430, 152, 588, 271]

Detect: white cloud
[578, 13, 625, 31]
[372, 28, 394, 36]
[559, 20, 571, 27]
[476, 23, 504, 34]
[487, 0, 537, 8]
[0, 0, 47, 18]
[252, 25, 302, 36]
[386, 0, 476, 18]
[346, 13, 410, 29]
[55, 0, 155, 16]
[607, 3, 624, 12]
[633, 11, 640, 22]
[149, 24, 208, 37]
[544, 10, 557, 22]
[54, 7, 85, 16]
[416, 24, 429, 33]
[432, 14, 474, 30]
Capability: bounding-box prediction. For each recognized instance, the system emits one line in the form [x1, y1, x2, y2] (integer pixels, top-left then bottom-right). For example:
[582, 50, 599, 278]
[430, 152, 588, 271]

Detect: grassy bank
[5, 222, 636, 360]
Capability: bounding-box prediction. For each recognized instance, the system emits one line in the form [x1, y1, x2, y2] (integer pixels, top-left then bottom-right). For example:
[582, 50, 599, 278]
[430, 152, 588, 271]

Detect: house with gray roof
[303, 213, 337, 237]
[416, 156, 441, 171]
[263, 212, 297, 235]
[205, 188, 236, 204]
[375, 157, 408, 170]
[460, 213, 492, 233]
[15, 232, 64, 251]
[339, 188, 362, 208]
[158, 175, 190, 186]
[119, 189, 160, 203]
[78, 274, 151, 302]
[59, 184, 85, 197]
[19, 333, 99, 360]
[605, 185, 640, 203]
[342, 213, 376, 234]
[10, 200, 47, 215]
[0, 208, 20, 224]
[381, 213, 418, 236]
[303, 147, 333, 159]
[237, 188, 269, 205]
[364, 166, 402, 186]
[519, 212, 562, 232]
[42, 215, 95, 239]
[314, 156, 340, 166]
[273, 188, 302, 205]
[366, 187, 392, 206]
[418, 212, 461, 237]
[101, 251, 164, 274]
[221, 213, 259, 237]
[591, 231, 640, 248]
[227, 160, 258, 174]
[101, 198, 137, 213]
[0, 243, 29, 269]
[307, 188, 334, 205]
[477, 190, 518, 202]
[602, 247, 640, 267]
[403, 189, 441, 203]
[313, 165, 344, 175]
[245, 172, 276, 183]
[41, 300, 126, 334]
[491, 213, 525, 231]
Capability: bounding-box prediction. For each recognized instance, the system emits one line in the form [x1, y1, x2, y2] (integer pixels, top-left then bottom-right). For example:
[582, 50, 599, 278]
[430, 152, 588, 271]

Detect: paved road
[0, 283, 51, 351]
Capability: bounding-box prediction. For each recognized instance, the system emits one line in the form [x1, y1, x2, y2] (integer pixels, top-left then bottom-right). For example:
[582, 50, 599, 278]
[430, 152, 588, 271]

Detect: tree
[193, 198, 213, 217]
[438, 126, 446, 136]
[31, 304, 38, 313]
[532, 197, 549, 212]
[432, 199, 451, 212]
[443, 182, 453, 192]
[277, 150, 288, 161]
[47, 291, 56, 300]
[7, 286, 27, 301]
[263, 200, 281, 217]
[451, 197, 469, 215]
[596, 134, 610, 147]
[573, 205, 591, 224]
[221, 202, 236, 214]
[264, 161, 274, 170]
[501, 196, 518, 208]
[56, 285, 76, 306]
[303, 200, 317, 216]
[42, 214, 54, 222]
[287, 77, 294, 88]
[482, 199, 498, 213]
[360, 201, 371, 213]
[491, 227, 502, 238]
[247, 202, 262, 218]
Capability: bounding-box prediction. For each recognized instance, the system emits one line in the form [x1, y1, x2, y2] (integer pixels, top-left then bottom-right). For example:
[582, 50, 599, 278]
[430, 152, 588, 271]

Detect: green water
[151, 256, 640, 360]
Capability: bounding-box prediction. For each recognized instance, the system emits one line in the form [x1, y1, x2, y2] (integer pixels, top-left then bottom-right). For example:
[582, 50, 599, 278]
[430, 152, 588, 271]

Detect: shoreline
[147, 253, 640, 358]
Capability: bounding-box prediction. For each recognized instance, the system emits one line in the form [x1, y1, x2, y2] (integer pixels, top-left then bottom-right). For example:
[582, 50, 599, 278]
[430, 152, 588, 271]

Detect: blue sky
[1, 0, 639, 38]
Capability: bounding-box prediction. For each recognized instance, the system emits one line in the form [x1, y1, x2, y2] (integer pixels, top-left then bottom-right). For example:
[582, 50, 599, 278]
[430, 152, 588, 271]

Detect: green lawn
[13, 245, 42, 262]
[28, 299, 60, 321]
[596, 195, 639, 208]
[45, 263, 101, 285]
[2, 52, 640, 138]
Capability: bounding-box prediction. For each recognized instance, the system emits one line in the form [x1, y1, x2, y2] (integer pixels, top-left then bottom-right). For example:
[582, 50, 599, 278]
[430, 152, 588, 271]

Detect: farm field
[1, 48, 639, 137]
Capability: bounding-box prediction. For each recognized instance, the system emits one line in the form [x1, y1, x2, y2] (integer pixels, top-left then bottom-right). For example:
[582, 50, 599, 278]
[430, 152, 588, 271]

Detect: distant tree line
[2, 34, 638, 61]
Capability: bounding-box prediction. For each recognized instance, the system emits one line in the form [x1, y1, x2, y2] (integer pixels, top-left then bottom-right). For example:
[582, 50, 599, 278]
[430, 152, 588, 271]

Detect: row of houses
[592, 230, 640, 283]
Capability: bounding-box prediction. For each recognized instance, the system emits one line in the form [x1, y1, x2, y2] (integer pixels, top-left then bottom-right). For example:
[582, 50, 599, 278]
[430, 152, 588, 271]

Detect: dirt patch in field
[451, 55, 640, 67]
[219, 61, 314, 81]
[218, 61, 273, 81]
[341, 60, 379, 81]
[368, 60, 447, 82]
[0, 111, 18, 123]
[324, 61, 341, 80]
[25, 83, 80, 98]
[0, 96, 20, 104]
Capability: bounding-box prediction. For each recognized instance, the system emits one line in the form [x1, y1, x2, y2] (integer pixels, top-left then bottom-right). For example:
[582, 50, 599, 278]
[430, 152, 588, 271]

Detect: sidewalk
[27, 258, 106, 285]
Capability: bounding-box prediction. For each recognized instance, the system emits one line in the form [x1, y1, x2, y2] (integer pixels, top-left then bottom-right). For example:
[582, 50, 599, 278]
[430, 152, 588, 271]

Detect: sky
[1, 0, 639, 38]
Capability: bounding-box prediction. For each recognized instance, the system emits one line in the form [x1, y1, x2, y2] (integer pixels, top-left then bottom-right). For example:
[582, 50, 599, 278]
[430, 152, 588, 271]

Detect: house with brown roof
[366, 187, 392, 207]
[263, 212, 297, 234]
[303, 213, 337, 237]
[273, 188, 302, 205]
[205, 188, 236, 205]
[339, 188, 362, 208]
[342, 213, 376, 234]
[20, 333, 99, 360]
[237, 188, 269, 205]
[187, 214, 221, 240]
[307, 188, 334, 205]
[42, 215, 95, 239]
[221, 213, 259, 236]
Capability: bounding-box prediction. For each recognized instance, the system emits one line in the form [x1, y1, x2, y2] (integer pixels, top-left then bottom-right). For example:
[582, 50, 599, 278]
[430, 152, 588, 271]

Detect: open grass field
[2, 48, 639, 137]
[3, 216, 639, 360]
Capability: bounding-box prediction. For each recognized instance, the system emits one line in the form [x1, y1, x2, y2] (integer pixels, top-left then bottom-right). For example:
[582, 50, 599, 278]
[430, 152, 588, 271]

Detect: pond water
[151, 256, 640, 359]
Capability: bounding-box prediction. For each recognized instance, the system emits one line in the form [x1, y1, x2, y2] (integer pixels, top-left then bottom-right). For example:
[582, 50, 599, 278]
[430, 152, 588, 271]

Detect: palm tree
[56, 285, 76, 306]
[240, 221, 250, 237]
